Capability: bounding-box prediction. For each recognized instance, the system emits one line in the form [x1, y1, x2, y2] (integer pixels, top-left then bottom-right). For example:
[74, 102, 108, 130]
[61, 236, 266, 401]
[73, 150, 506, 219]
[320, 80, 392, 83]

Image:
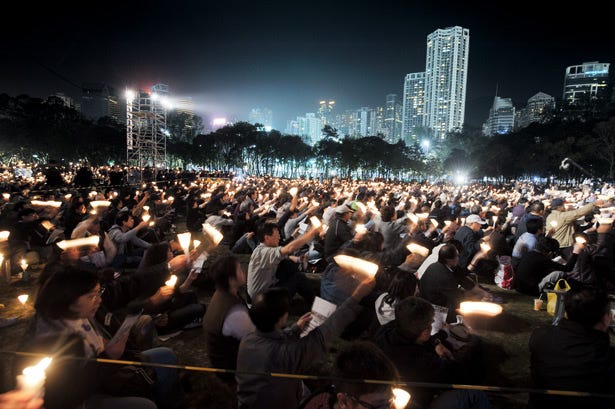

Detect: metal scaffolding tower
[126, 90, 168, 170]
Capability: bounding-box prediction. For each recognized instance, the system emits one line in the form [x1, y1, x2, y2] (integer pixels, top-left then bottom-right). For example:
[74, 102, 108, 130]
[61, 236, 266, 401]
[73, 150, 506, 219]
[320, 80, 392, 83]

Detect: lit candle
[461, 217, 466, 226]
[550, 220, 558, 228]
[309, 216, 321, 228]
[90, 201, 110, 208]
[2, 193, 9, 200]
[575, 236, 587, 244]
[408, 214, 419, 224]
[444, 220, 452, 227]
[143, 205, 150, 211]
[193, 240, 201, 249]
[56, 236, 99, 250]
[492, 216, 498, 225]
[18, 294, 29, 305]
[0, 231, 9, 241]
[17, 357, 52, 399]
[177, 232, 192, 256]
[406, 243, 429, 257]
[142, 214, 151, 222]
[333, 255, 378, 279]
[430, 219, 438, 228]
[459, 301, 503, 317]
[165, 275, 177, 287]
[289, 187, 298, 197]
[480, 242, 491, 252]
[355, 224, 367, 234]
[392, 388, 411, 409]
[20, 259, 28, 272]
[202, 223, 223, 247]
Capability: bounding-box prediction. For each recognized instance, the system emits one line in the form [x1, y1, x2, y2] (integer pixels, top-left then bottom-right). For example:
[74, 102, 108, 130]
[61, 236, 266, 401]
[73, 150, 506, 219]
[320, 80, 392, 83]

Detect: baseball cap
[466, 214, 487, 225]
[335, 204, 354, 214]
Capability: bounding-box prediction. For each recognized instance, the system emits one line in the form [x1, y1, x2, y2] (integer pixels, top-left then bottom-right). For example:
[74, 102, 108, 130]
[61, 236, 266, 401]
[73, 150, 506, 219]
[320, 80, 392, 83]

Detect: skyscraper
[401, 72, 426, 142]
[563, 61, 610, 106]
[384, 94, 403, 142]
[515, 92, 555, 129]
[248, 107, 273, 130]
[482, 96, 515, 136]
[424, 26, 469, 140]
[318, 99, 335, 126]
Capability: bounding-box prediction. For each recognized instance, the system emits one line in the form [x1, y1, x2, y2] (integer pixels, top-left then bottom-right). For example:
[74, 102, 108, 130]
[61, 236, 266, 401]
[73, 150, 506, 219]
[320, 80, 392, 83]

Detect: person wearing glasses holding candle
[23, 265, 185, 409]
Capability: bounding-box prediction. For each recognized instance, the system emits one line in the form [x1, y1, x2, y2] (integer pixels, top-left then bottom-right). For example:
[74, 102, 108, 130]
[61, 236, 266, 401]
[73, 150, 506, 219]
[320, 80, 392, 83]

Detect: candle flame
[165, 275, 177, 287]
[18, 294, 29, 305]
[459, 301, 503, 316]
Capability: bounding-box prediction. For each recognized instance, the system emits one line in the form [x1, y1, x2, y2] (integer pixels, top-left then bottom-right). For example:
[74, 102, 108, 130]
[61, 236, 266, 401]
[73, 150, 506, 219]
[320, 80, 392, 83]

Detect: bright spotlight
[454, 172, 467, 185]
[125, 89, 135, 102]
[160, 97, 173, 110]
[151, 92, 159, 101]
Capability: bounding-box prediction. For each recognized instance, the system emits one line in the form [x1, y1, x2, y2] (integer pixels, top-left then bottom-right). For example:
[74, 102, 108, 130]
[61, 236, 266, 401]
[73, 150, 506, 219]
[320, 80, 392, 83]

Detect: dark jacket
[529, 319, 615, 408]
[514, 251, 578, 296]
[323, 216, 353, 258]
[454, 225, 484, 268]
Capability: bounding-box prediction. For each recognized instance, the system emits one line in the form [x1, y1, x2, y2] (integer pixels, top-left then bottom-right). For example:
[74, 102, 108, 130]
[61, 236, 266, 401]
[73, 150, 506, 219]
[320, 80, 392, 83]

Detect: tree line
[1, 93, 614, 180]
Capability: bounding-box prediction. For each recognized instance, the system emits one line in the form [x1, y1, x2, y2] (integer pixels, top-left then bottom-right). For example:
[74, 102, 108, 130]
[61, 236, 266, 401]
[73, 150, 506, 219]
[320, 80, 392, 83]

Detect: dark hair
[248, 287, 290, 332]
[383, 268, 417, 305]
[526, 218, 544, 235]
[18, 207, 37, 219]
[437, 243, 459, 264]
[394, 296, 435, 342]
[564, 286, 609, 328]
[535, 235, 559, 255]
[528, 201, 545, 214]
[138, 241, 170, 271]
[332, 341, 399, 396]
[355, 231, 384, 253]
[257, 222, 279, 243]
[115, 210, 132, 225]
[380, 206, 396, 222]
[210, 255, 240, 292]
[35, 264, 100, 319]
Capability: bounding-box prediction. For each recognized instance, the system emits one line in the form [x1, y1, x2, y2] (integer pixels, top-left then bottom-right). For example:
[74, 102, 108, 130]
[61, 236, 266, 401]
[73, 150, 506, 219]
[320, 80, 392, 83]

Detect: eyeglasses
[344, 393, 394, 409]
[88, 287, 105, 301]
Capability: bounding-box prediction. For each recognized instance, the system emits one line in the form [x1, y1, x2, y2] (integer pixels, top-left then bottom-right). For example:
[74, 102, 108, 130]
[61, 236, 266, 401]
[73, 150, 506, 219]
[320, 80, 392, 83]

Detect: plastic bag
[545, 278, 570, 325]
[494, 255, 514, 289]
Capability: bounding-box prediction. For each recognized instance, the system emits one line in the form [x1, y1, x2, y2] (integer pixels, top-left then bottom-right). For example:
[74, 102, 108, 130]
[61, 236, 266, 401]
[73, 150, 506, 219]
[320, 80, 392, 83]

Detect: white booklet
[300, 296, 337, 338]
[107, 310, 143, 346]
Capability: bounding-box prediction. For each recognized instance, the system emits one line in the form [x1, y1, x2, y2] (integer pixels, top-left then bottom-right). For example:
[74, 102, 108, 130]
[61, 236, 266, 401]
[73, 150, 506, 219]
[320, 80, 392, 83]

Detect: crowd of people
[1, 161, 615, 409]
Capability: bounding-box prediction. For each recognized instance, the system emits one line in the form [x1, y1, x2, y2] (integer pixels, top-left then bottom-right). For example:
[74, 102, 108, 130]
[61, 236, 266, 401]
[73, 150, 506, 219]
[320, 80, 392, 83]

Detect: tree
[592, 117, 615, 180]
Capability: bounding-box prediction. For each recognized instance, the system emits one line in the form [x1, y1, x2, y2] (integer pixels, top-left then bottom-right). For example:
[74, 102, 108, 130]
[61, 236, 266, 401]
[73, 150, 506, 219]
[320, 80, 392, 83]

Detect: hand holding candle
[17, 357, 52, 399]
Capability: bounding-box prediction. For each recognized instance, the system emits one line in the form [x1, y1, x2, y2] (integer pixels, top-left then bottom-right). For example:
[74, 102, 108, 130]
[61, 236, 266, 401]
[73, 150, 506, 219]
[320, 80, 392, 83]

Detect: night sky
[2, 0, 613, 130]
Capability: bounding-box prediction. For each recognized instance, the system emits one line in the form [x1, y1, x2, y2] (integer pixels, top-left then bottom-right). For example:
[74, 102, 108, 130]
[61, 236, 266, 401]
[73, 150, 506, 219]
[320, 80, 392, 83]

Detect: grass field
[0, 244, 605, 409]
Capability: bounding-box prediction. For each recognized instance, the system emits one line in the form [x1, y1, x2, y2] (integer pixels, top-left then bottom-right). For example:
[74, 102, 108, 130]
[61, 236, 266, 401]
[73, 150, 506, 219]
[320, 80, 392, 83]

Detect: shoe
[0, 317, 19, 328]
[182, 318, 203, 330]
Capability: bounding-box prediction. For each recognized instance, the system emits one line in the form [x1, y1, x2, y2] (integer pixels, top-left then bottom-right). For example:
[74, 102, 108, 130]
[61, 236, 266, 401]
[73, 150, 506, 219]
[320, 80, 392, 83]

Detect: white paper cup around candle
[492, 216, 498, 224]
[165, 275, 177, 287]
[333, 255, 378, 279]
[550, 220, 558, 228]
[90, 200, 110, 208]
[575, 236, 587, 244]
[407, 243, 429, 257]
[322, 224, 329, 233]
[461, 217, 466, 225]
[598, 217, 614, 225]
[430, 219, 438, 228]
[392, 388, 411, 409]
[20, 259, 28, 271]
[416, 213, 429, 219]
[355, 224, 367, 234]
[177, 232, 191, 254]
[2, 193, 9, 200]
[193, 240, 201, 249]
[17, 357, 52, 399]
[310, 216, 321, 228]
[459, 301, 503, 317]
[444, 220, 452, 227]
[18, 294, 29, 305]
[0, 231, 9, 241]
[480, 242, 491, 252]
[56, 236, 99, 250]
[202, 223, 223, 246]
[408, 214, 419, 224]
[143, 205, 150, 211]
[142, 214, 151, 222]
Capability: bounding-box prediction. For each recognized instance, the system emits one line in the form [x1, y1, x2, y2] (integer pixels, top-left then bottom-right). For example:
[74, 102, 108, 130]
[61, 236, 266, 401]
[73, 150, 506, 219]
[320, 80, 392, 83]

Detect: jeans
[141, 347, 185, 409]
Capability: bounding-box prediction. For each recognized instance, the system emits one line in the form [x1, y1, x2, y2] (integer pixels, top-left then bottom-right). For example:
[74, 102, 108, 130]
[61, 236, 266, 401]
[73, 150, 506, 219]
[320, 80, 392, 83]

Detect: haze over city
[2, 0, 613, 129]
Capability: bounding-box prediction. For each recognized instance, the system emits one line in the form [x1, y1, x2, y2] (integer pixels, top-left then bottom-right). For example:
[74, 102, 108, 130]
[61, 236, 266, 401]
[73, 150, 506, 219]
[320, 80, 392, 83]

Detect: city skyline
[2, 1, 613, 130]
